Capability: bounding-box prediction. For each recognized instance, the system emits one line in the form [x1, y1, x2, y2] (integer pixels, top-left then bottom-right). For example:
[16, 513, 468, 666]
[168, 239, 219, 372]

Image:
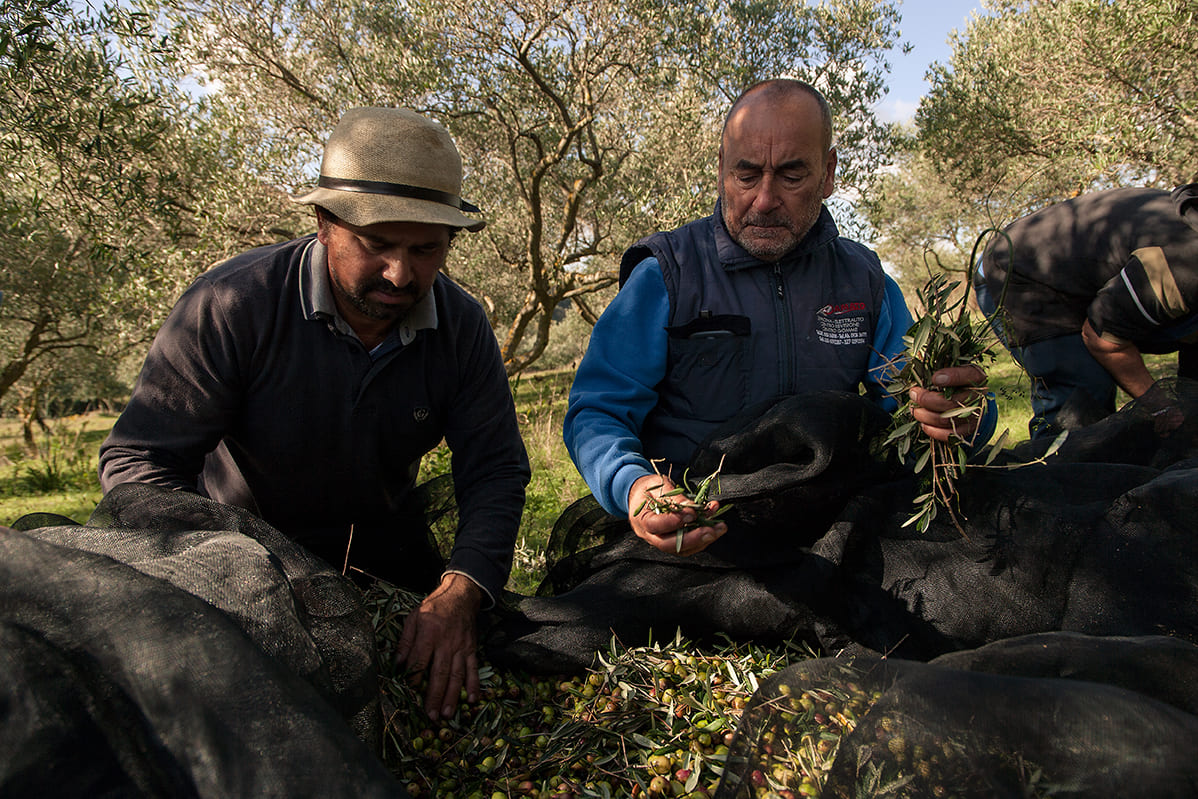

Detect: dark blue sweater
[100, 235, 529, 602]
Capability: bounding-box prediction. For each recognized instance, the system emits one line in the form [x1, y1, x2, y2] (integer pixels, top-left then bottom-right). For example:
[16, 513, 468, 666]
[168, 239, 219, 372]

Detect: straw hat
[291, 107, 485, 231]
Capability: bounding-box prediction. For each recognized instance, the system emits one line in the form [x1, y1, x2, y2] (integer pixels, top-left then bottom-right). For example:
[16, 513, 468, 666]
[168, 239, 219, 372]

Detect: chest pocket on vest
[662, 314, 751, 422]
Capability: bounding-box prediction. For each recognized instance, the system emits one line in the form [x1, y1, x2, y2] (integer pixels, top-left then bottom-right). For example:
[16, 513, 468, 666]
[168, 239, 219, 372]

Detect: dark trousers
[975, 272, 1118, 439]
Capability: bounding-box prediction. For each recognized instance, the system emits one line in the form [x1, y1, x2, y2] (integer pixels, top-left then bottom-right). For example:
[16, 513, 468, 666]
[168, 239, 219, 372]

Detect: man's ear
[314, 207, 330, 244]
[821, 147, 838, 199]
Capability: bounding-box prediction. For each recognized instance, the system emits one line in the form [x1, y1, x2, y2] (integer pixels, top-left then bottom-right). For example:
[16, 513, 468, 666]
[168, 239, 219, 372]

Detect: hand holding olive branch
[882, 230, 1072, 535]
[629, 456, 732, 555]
[881, 269, 997, 535]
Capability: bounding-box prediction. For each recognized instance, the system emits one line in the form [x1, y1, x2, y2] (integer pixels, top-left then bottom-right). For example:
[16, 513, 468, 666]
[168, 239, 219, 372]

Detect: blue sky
[874, 0, 985, 123]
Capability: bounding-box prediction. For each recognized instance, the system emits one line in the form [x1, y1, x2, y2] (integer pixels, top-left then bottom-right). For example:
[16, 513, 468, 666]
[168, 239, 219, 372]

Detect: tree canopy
[0, 0, 190, 410]
[918, 0, 1197, 200]
[9, 0, 1196, 409]
[865, 0, 1198, 299]
[138, 0, 904, 372]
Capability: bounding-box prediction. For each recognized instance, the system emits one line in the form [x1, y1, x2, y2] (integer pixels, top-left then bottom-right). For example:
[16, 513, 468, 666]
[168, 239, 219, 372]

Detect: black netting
[485, 392, 897, 673]
[8, 377, 1198, 797]
[490, 379, 1198, 671]
[712, 635, 1198, 798]
[486, 378, 1198, 794]
[1, 483, 401, 798]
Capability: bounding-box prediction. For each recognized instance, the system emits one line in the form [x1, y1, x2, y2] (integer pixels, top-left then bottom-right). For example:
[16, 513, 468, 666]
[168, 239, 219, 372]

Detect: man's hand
[394, 572, 482, 721]
[1137, 381, 1186, 436]
[907, 365, 989, 443]
[628, 473, 728, 556]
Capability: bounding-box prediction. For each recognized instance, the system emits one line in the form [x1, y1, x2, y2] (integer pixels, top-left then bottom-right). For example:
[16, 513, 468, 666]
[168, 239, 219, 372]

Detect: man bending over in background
[975, 184, 1198, 439]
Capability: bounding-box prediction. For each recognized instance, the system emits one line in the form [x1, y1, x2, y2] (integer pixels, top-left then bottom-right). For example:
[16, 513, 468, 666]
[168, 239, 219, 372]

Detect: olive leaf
[881, 228, 1074, 535]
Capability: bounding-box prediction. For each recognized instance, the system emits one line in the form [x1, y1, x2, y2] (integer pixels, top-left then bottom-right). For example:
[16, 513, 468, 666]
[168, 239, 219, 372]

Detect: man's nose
[751, 174, 781, 211]
[380, 253, 412, 286]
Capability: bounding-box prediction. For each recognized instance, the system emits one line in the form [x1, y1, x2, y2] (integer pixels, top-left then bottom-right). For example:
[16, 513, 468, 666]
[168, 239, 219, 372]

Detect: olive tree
[0, 0, 199, 409]
[858, 137, 984, 300]
[863, 0, 1197, 298]
[918, 0, 1198, 197]
[136, 0, 904, 373]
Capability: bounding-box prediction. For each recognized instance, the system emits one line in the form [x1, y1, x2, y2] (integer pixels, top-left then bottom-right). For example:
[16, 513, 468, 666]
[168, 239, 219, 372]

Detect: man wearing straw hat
[100, 107, 530, 721]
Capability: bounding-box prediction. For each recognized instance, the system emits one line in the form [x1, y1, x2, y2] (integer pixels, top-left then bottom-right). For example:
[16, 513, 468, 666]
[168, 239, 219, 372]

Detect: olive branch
[880, 269, 997, 534]
[634, 455, 733, 553]
[881, 230, 1069, 535]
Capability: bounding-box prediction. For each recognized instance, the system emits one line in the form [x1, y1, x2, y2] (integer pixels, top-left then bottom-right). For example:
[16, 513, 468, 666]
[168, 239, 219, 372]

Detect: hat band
[317, 176, 481, 213]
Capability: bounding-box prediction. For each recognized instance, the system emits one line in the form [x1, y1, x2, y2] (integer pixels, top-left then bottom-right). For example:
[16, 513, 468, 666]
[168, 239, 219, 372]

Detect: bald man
[563, 79, 993, 555]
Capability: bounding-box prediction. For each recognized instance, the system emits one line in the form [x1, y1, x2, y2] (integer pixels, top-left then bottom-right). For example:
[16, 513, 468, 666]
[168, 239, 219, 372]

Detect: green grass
[0, 354, 1045, 586]
[985, 349, 1035, 441]
[0, 413, 115, 526]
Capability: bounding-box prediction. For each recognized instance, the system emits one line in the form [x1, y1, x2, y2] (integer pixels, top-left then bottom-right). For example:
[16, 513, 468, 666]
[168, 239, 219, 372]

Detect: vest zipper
[773, 263, 794, 393]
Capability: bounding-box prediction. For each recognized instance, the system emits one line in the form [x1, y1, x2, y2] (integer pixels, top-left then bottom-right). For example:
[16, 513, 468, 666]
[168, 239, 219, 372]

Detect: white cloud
[874, 98, 919, 124]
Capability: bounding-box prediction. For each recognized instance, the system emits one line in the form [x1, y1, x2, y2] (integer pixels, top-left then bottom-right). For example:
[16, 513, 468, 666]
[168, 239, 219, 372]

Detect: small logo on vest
[817, 301, 867, 316]
[413, 407, 430, 422]
[815, 301, 869, 345]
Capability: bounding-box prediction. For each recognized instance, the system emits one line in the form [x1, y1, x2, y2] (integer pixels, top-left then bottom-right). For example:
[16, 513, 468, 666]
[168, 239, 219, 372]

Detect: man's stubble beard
[719, 186, 824, 262]
[332, 275, 424, 322]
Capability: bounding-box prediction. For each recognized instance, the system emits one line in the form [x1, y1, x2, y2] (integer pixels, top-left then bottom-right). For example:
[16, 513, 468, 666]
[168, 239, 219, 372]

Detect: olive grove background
[1, 0, 1195, 428]
[861, 0, 1198, 293]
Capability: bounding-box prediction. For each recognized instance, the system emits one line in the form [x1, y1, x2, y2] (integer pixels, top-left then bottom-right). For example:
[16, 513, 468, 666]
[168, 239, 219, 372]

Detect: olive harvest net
[3, 379, 1198, 797]
[486, 378, 1198, 797]
[0, 485, 401, 797]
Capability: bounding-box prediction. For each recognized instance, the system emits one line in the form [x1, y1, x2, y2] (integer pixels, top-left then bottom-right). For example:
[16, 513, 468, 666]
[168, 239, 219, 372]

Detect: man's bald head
[717, 78, 837, 261]
[723, 79, 833, 154]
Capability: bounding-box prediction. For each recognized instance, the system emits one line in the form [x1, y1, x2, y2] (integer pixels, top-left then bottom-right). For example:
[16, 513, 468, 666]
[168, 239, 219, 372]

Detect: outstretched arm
[565, 260, 730, 556]
[394, 573, 481, 721]
[99, 277, 238, 492]
[1081, 319, 1156, 398]
[563, 260, 669, 516]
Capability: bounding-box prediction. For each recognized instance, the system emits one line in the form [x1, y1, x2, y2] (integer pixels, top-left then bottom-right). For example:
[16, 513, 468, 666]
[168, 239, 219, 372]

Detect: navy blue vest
[619, 203, 889, 468]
